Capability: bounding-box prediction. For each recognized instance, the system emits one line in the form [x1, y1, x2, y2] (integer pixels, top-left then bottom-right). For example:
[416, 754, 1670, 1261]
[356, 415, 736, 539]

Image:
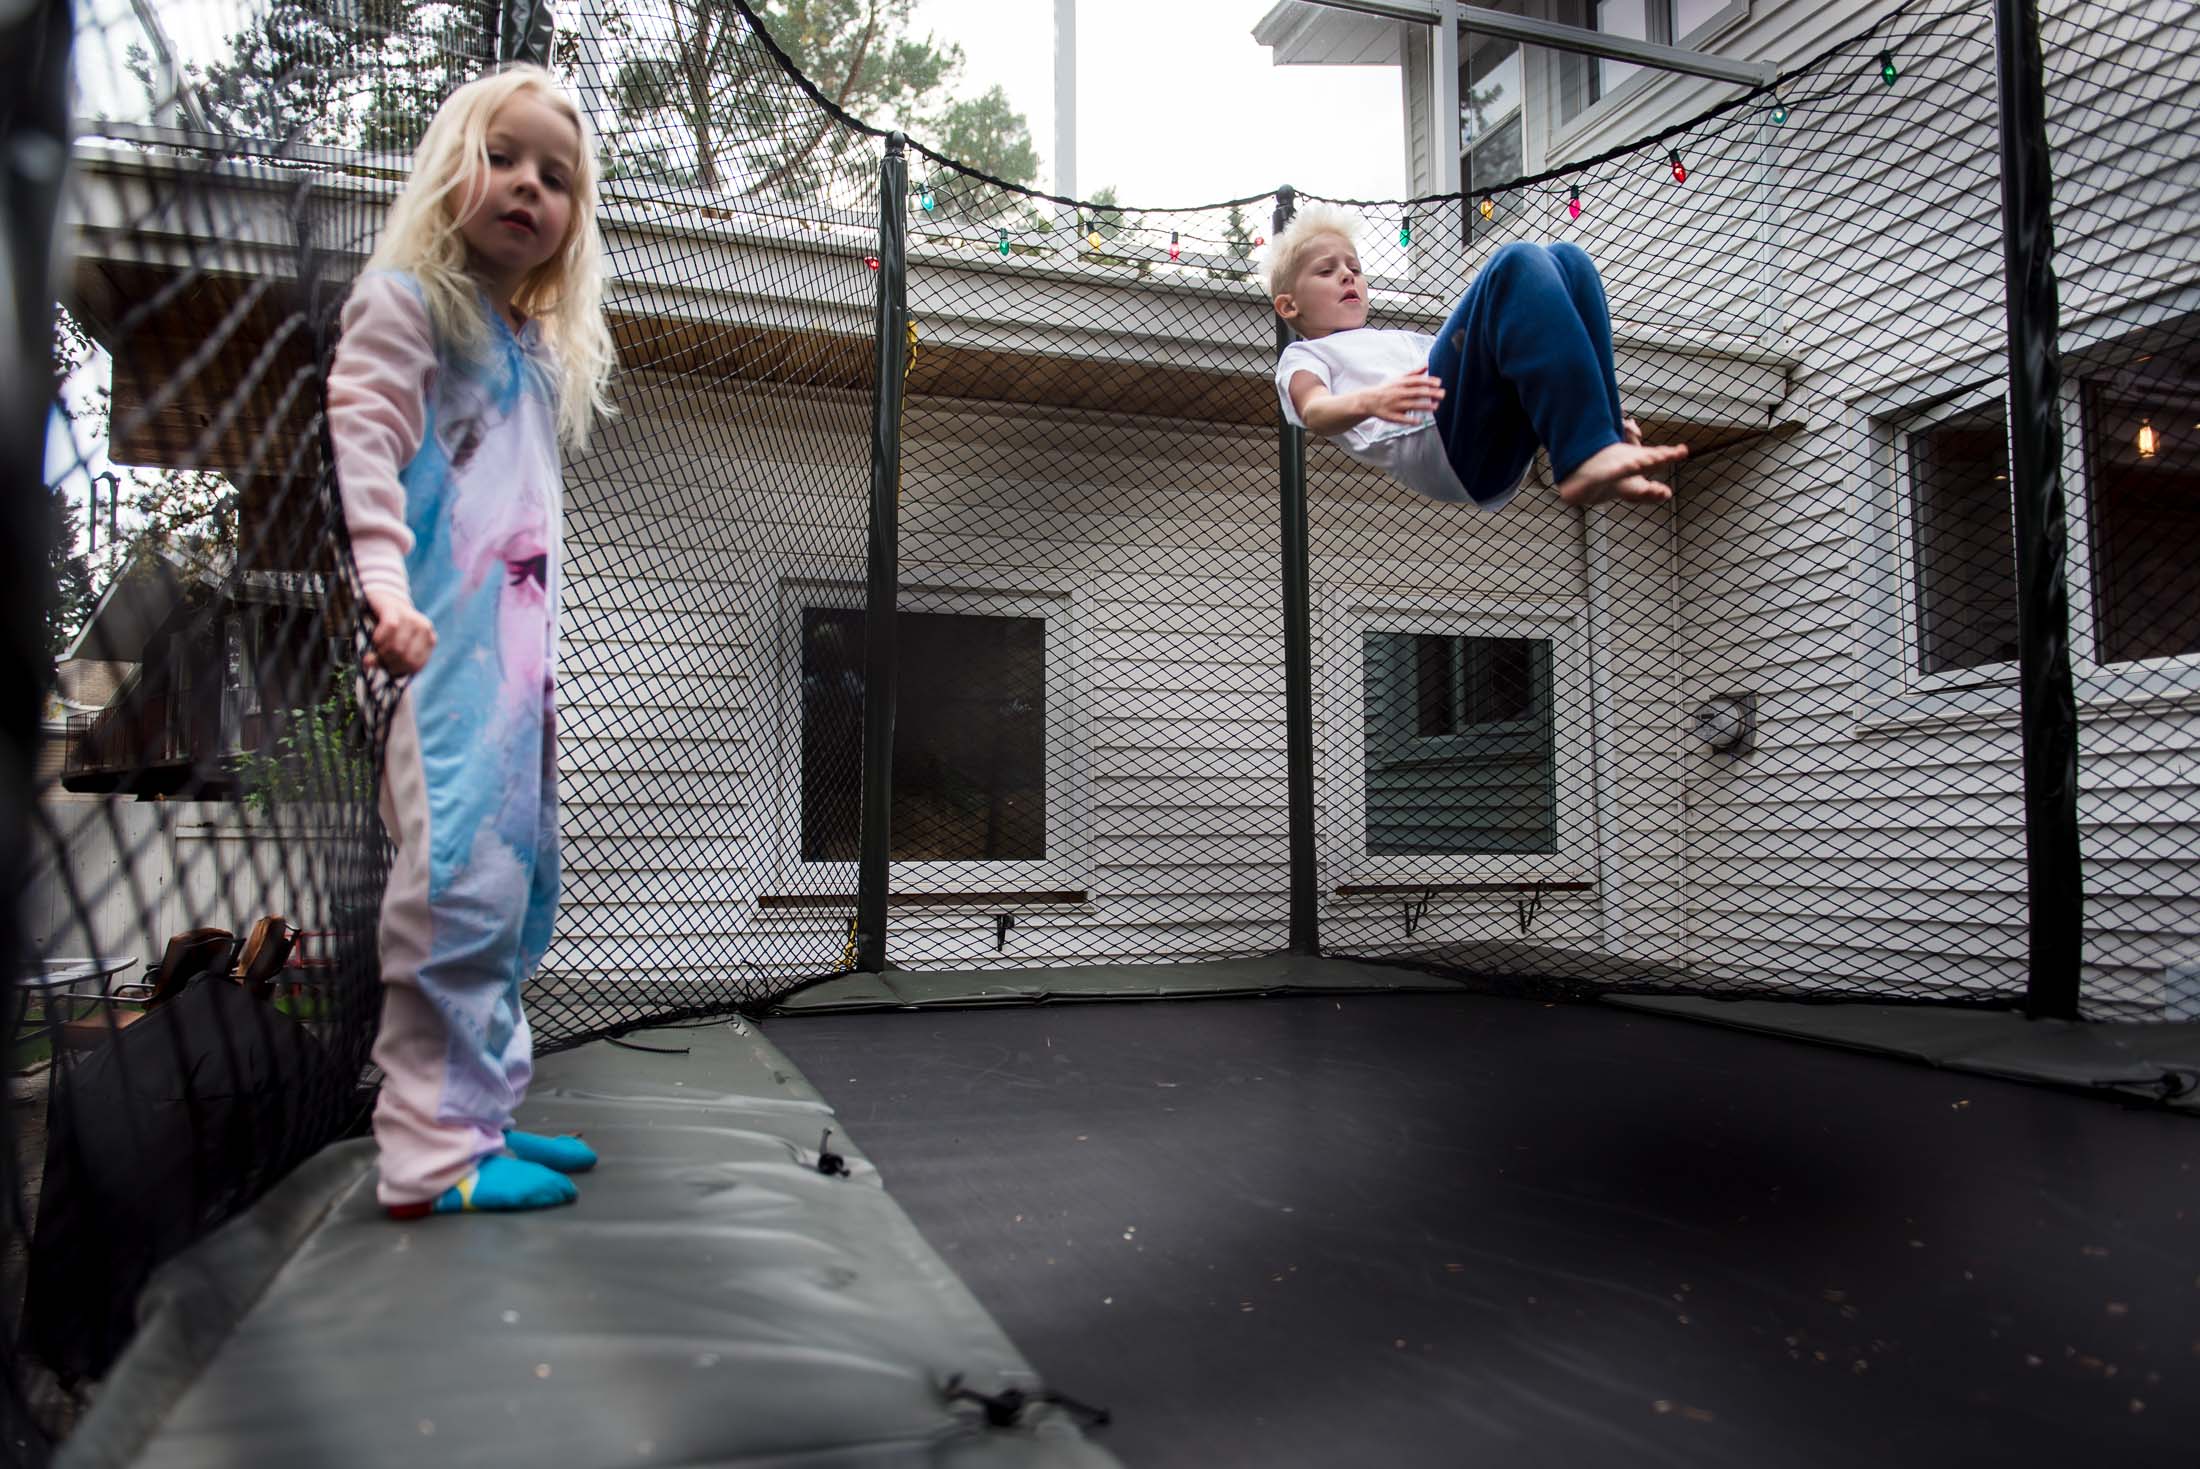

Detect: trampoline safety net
[2, 0, 2195, 1450]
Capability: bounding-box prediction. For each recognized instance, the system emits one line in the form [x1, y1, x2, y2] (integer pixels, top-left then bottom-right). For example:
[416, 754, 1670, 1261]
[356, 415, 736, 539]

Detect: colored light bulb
[1567, 185, 1582, 221]
[1399, 216, 1412, 247]
[864, 255, 880, 271]
[920, 187, 935, 211]
[1879, 49, 1897, 86]
[1669, 149, 1687, 184]
[1254, 235, 1265, 247]
[1770, 93, 1789, 124]
[997, 228, 1010, 257]
[1479, 195, 1495, 220]
[2137, 417, 2158, 459]
[1168, 229, 1180, 262]
[1088, 230, 1103, 249]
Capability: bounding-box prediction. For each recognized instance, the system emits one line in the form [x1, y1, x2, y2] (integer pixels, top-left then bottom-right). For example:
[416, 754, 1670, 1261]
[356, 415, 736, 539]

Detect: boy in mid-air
[1270, 204, 1684, 511]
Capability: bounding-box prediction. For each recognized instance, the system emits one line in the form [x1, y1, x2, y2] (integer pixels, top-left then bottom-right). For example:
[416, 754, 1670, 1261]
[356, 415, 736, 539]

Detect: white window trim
[1543, 0, 1753, 163]
[1887, 382, 2021, 699]
[1321, 594, 1597, 889]
[1853, 377, 2200, 741]
[768, 569, 1090, 901]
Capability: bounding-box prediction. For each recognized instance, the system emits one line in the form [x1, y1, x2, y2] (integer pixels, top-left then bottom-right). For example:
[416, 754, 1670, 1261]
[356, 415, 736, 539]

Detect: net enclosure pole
[1274, 187, 1320, 956]
[1, 2, 73, 1460]
[857, 133, 912, 974]
[493, 0, 557, 66]
[1991, 0, 2083, 1019]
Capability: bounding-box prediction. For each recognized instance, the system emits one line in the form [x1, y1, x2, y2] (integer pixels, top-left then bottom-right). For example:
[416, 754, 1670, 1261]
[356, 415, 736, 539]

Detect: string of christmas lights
[885, 44, 1904, 265]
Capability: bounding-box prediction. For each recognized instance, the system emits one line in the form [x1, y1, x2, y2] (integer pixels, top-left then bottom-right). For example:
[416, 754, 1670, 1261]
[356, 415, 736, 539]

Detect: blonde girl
[328, 64, 613, 1217]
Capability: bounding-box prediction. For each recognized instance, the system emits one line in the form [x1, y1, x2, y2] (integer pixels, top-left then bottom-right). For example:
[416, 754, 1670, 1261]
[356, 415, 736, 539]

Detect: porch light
[1668, 149, 1687, 184]
[1879, 49, 1898, 86]
[1567, 185, 1582, 221]
[1168, 229, 1180, 261]
[2137, 417, 2158, 459]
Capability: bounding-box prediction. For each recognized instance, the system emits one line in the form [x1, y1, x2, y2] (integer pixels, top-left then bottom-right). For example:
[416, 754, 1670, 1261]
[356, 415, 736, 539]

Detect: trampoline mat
[766, 987, 2200, 1469]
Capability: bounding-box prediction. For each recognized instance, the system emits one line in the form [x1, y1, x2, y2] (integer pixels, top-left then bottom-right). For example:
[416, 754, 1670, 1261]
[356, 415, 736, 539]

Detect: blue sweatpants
[1427, 241, 1628, 504]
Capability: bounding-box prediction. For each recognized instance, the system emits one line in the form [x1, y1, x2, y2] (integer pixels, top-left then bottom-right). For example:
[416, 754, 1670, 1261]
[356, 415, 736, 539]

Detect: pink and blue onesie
[329, 271, 567, 1210]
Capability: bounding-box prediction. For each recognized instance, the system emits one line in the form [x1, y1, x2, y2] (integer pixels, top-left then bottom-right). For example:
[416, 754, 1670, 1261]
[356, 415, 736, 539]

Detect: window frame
[1543, 0, 1753, 160]
[1458, 4, 1529, 193]
[770, 572, 1086, 902]
[1889, 384, 2022, 697]
[1855, 357, 2200, 739]
[2073, 372, 2200, 674]
[1323, 595, 1597, 888]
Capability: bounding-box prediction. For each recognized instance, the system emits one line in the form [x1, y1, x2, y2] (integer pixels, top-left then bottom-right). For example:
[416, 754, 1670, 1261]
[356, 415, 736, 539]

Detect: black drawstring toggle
[944, 1374, 1111, 1430]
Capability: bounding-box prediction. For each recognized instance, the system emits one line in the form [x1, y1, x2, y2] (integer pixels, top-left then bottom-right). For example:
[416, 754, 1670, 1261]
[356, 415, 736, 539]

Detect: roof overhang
[63, 543, 226, 664]
[1253, 1, 1420, 66]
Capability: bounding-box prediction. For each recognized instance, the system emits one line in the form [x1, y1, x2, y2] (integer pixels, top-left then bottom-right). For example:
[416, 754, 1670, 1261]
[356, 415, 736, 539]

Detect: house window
[1905, 399, 2019, 678]
[1364, 631, 1557, 855]
[1460, 26, 1525, 201]
[1554, 0, 1749, 126]
[2084, 372, 2200, 664]
[799, 604, 1048, 864]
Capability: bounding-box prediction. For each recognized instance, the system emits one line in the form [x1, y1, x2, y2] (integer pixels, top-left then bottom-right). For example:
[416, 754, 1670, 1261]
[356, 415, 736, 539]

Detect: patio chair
[56, 927, 234, 1052]
[228, 915, 298, 1000]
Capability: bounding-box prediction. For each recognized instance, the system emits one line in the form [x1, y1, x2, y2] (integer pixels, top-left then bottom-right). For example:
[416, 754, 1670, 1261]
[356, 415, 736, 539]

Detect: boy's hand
[363, 587, 436, 677]
[1359, 369, 1445, 426]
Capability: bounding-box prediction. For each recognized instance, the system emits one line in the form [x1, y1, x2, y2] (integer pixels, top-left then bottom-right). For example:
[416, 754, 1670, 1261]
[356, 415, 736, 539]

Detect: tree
[1223, 204, 1257, 282]
[601, 0, 1035, 205]
[50, 306, 237, 607]
[43, 486, 94, 677]
[153, 0, 465, 154]
[925, 84, 1039, 219]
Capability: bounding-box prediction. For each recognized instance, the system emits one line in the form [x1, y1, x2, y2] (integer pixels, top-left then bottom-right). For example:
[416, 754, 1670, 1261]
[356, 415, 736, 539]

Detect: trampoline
[765, 977, 2200, 1467]
[8, 0, 2200, 1462]
[57, 961, 2200, 1468]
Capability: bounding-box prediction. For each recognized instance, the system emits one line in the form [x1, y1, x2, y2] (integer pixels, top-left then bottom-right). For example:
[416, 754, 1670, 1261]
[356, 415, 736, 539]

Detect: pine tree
[43, 486, 95, 676]
[1223, 204, 1256, 282]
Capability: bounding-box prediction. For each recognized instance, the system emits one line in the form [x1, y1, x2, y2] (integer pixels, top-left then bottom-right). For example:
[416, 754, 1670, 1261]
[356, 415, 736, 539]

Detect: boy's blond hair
[1265, 202, 1362, 301]
[363, 64, 614, 452]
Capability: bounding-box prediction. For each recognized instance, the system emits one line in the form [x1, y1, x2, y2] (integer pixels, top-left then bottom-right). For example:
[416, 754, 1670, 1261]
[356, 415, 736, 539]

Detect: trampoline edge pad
[67, 1022, 1122, 1469]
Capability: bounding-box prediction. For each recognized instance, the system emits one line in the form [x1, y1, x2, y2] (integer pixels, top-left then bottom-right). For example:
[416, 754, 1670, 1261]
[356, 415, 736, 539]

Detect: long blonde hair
[363, 64, 615, 452]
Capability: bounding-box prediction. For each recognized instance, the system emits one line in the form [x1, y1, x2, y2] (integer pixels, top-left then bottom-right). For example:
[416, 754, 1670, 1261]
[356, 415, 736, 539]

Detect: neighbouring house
[38, 659, 127, 794]
[57, 544, 342, 801]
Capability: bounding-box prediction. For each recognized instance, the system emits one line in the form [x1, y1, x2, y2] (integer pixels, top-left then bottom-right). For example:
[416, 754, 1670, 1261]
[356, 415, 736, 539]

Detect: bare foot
[1555, 438, 1687, 508]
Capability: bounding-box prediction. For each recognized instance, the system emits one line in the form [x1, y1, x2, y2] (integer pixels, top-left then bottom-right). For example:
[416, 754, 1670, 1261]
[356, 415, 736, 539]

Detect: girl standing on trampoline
[329, 65, 616, 1218]
[1268, 204, 1685, 510]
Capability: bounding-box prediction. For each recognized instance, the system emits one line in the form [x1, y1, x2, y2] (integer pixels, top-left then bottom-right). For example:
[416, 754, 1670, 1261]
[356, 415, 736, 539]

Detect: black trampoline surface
[767, 987, 2200, 1469]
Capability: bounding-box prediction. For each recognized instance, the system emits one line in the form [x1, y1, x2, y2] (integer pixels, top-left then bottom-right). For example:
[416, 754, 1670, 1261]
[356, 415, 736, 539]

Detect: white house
[44, 0, 2198, 1027]
[1255, 0, 2200, 1011]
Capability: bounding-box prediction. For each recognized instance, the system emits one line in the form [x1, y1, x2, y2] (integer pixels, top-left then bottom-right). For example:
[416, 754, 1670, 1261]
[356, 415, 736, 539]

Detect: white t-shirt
[1274, 328, 1521, 509]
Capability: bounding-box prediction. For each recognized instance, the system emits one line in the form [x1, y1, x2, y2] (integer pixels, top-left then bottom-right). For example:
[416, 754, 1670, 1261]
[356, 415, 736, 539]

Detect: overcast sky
[904, 0, 1406, 210]
[79, 0, 1406, 211]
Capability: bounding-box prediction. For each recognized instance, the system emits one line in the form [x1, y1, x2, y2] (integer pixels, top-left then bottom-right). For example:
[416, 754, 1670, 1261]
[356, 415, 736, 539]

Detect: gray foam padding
[63, 1019, 1119, 1469]
[1609, 995, 2200, 1110]
[770, 954, 1462, 1013]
